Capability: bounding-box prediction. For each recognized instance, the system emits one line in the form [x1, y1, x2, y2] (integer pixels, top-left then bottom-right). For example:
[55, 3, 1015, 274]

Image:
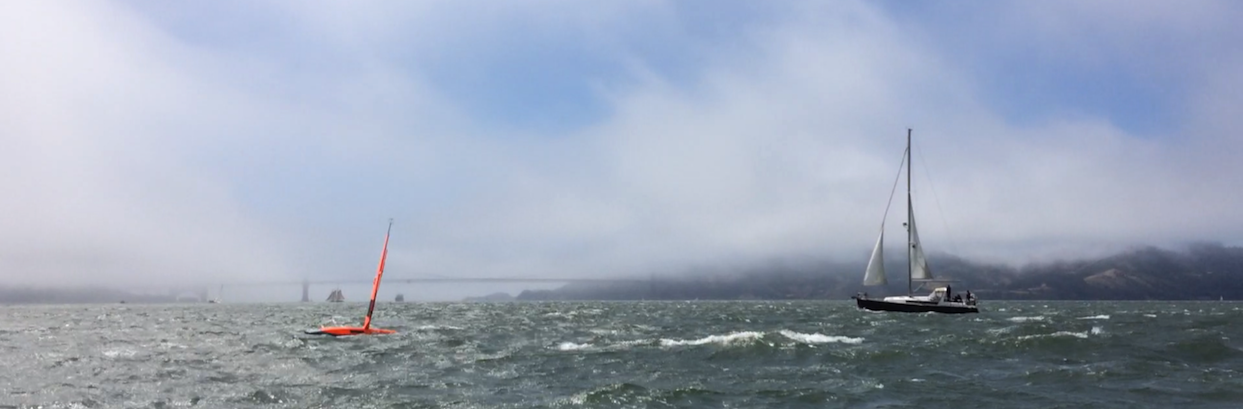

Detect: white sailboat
[853, 129, 979, 314]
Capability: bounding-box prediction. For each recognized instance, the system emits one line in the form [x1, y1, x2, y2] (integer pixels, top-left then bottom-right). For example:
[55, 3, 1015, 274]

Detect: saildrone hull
[304, 326, 396, 336]
[854, 297, 978, 314]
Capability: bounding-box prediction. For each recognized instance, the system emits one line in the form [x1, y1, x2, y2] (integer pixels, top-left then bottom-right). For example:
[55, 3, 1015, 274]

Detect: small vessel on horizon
[853, 129, 978, 314]
[326, 289, 345, 302]
[208, 284, 222, 303]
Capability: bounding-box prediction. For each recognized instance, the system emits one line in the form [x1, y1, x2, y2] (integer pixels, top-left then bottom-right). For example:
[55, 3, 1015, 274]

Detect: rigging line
[911, 135, 960, 257]
[879, 147, 909, 227]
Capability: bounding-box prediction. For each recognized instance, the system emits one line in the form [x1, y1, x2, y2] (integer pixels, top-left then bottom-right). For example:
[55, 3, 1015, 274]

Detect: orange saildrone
[305, 219, 397, 336]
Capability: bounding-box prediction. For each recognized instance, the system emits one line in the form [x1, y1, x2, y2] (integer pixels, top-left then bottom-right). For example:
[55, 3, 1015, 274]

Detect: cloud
[0, 2, 298, 286]
[2, 1, 1242, 291]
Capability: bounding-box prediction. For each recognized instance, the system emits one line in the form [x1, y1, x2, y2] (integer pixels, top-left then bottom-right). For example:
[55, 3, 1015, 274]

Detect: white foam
[102, 349, 137, 358]
[778, 330, 863, 345]
[1077, 315, 1110, 320]
[1018, 331, 1083, 340]
[1144, 314, 1157, 318]
[588, 328, 620, 336]
[613, 339, 651, 349]
[416, 325, 463, 331]
[1018, 327, 1099, 340]
[987, 326, 1015, 335]
[660, 331, 764, 347]
[556, 342, 592, 351]
[1008, 316, 1046, 323]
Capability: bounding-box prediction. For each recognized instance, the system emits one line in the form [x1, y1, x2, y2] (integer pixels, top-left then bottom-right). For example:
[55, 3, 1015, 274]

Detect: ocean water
[3, 301, 1241, 408]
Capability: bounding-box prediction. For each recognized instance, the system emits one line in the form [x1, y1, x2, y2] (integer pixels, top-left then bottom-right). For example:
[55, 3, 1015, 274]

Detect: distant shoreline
[8, 243, 1243, 304]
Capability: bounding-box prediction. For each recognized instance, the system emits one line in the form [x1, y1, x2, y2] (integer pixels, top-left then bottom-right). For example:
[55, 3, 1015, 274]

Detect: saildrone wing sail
[863, 230, 887, 286]
[362, 219, 393, 330]
[908, 201, 933, 280]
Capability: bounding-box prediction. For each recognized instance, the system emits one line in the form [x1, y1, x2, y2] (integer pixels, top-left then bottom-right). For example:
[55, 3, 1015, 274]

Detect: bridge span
[211, 276, 648, 302]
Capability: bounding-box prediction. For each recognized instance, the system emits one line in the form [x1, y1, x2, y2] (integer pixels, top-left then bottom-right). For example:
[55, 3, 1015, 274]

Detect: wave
[660, 331, 764, 347]
[102, 348, 139, 359]
[1018, 326, 1103, 340]
[416, 324, 463, 331]
[556, 342, 592, 351]
[658, 330, 864, 348]
[1008, 316, 1046, 323]
[552, 330, 865, 352]
[1077, 315, 1110, 320]
[777, 330, 863, 345]
[986, 326, 1015, 335]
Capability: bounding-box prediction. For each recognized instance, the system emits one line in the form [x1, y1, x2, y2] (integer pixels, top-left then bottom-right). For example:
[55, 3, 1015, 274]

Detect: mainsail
[862, 129, 935, 293]
[908, 199, 933, 280]
[863, 230, 887, 286]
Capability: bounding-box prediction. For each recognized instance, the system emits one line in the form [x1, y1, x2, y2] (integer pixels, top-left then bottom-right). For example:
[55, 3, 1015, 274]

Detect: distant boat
[395, 294, 404, 302]
[326, 289, 345, 302]
[208, 284, 222, 303]
[853, 129, 978, 314]
[305, 219, 398, 336]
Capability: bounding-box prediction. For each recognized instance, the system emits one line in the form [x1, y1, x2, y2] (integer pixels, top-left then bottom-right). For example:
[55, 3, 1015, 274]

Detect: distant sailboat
[326, 289, 345, 302]
[853, 129, 978, 314]
[305, 219, 398, 336]
[208, 284, 222, 303]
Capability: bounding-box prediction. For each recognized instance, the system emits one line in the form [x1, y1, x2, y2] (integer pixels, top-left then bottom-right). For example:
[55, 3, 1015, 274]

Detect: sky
[2, 1, 1242, 300]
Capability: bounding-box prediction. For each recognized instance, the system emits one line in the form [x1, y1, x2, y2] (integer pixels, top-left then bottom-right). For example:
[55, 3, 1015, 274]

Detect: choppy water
[3, 301, 1242, 408]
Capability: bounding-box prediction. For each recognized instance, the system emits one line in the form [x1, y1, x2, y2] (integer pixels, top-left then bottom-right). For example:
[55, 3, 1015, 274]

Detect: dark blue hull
[854, 297, 979, 314]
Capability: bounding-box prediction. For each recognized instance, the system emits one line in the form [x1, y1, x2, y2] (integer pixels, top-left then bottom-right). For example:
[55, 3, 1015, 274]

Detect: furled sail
[908, 200, 933, 280]
[863, 230, 887, 286]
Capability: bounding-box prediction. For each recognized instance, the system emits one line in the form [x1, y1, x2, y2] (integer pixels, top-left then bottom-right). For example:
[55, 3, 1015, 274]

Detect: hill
[0, 286, 180, 304]
[516, 243, 1243, 301]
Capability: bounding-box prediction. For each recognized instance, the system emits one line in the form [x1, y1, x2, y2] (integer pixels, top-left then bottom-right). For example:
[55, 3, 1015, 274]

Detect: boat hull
[854, 297, 978, 314]
[304, 326, 396, 336]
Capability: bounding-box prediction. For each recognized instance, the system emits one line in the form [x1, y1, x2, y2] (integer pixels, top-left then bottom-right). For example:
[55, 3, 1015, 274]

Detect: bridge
[200, 276, 648, 302]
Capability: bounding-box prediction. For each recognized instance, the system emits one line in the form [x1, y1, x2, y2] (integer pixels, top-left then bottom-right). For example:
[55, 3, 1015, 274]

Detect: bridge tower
[301, 279, 310, 302]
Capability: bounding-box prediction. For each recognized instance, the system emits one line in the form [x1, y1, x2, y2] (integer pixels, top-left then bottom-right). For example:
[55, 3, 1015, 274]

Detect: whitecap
[1051, 330, 1090, 339]
[1144, 314, 1157, 318]
[1077, 315, 1109, 320]
[986, 326, 1015, 335]
[588, 328, 620, 336]
[556, 342, 592, 351]
[778, 330, 863, 345]
[1018, 330, 1091, 340]
[1008, 316, 1046, 323]
[660, 331, 764, 347]
[416, 325, 463, 331]
[102, 349, 138, 358]
[612, 339, 651, 349]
